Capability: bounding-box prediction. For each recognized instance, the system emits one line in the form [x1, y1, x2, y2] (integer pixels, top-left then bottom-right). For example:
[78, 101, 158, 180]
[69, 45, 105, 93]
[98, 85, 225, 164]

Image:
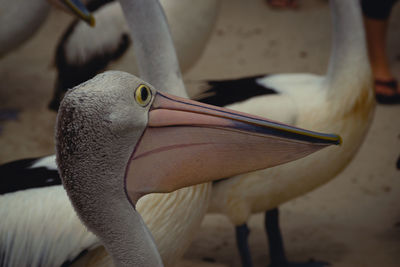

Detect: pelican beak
[126, 91, 341, 202]
[62, 0, 95, 26]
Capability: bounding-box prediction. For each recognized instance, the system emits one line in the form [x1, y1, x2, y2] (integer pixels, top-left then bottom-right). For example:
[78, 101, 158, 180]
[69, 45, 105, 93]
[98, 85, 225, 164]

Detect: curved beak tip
[337, 135, 343, 145]
[323, 133, 342, 146]
[88, 15, 96, 27]
[327, 134, 342, 146]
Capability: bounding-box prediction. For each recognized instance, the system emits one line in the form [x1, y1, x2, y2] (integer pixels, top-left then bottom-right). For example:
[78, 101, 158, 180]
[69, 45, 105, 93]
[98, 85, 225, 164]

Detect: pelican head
[56, 71, 341, 266]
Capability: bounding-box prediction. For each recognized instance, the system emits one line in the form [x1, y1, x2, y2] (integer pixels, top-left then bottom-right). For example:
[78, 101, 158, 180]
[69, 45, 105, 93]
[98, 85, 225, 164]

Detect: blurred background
[0, 0, 399, 266]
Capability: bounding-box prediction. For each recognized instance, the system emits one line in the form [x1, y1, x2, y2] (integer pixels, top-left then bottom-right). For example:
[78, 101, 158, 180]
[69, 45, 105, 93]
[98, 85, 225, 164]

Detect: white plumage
[30, 155, 57, 169]
[0, 187, 98, 266]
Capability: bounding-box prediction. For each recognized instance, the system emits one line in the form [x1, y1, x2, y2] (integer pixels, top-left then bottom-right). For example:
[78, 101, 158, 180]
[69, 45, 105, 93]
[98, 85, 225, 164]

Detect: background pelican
[194, 0, 374, 266]
[48, 0, 219, 110]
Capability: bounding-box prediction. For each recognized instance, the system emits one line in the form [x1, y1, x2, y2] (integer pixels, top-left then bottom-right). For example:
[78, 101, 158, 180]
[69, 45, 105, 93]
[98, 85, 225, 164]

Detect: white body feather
[0, 186, 99, 266]
[65, 2, 128, 65]
[30, 155, 58, 169]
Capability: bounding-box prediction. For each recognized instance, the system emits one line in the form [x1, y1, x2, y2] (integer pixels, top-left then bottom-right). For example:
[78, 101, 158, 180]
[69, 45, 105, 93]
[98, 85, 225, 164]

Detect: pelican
[56, 70, 341, 266]
[192, 0, 375, 266]
[0, 0, 93, 57]
[48, 0, 219, 110]
[1, 0, 213, 265]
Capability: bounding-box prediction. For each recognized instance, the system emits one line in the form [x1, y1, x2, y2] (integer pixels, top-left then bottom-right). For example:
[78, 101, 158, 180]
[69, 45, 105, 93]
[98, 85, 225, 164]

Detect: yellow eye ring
[135, 84, 152, 107]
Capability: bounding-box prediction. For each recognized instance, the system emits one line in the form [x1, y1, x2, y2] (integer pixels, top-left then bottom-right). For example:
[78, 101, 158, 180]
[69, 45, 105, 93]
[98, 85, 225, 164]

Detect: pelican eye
[135, 84, 152, 107]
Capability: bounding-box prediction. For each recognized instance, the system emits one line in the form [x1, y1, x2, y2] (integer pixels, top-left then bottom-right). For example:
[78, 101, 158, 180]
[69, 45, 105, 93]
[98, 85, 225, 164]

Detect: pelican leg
[265, 208, 329, 267]
[235, 224, 253, 267]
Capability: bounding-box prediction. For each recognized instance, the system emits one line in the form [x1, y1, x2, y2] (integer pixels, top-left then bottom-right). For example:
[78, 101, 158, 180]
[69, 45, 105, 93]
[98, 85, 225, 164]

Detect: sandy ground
[1, 0, 399, 266]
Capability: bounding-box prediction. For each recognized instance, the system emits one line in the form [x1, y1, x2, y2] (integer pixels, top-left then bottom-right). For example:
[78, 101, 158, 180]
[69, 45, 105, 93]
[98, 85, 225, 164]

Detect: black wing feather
[0, 158, 61, 195]
[197, 75, 277, 107]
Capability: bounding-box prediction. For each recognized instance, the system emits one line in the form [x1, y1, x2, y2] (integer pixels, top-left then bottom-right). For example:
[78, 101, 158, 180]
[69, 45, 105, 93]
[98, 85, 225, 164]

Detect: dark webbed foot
[235, 223, 253, 267]
[269, 259, 330, 267]
[265, 208, 330, 267]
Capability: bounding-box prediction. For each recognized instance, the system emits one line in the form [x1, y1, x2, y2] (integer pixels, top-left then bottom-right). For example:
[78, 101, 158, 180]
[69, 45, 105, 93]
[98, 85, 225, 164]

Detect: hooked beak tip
[321, 133, 342, 146]
[87, 15, 96, 27]
[337, 135, 343, 145]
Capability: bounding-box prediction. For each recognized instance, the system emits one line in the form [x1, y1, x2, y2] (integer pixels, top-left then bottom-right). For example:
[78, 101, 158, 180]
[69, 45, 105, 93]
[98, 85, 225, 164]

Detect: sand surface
[1, 0, 399, 266]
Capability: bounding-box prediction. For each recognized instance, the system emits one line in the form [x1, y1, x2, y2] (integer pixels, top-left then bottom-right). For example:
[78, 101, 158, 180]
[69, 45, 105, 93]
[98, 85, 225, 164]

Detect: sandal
[375, 79, 400, 104]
